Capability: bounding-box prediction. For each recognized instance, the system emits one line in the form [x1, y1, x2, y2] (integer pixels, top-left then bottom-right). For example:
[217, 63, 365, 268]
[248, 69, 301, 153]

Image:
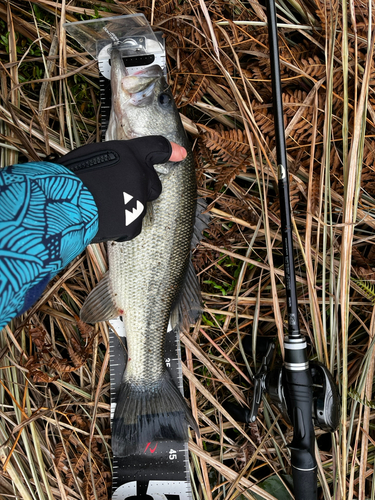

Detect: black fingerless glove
[56, 136, 172, 243]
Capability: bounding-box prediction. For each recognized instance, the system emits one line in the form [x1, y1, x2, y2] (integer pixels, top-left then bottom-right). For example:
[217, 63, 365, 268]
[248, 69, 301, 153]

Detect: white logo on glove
[123, 191, 144, 226]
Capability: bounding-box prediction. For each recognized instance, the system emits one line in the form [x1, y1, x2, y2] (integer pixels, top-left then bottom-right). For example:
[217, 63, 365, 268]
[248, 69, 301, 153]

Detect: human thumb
[169, 141, 187, 162]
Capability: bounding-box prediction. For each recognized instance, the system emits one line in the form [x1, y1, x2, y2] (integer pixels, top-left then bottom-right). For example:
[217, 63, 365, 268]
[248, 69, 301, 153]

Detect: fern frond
[198, 124, 251, 165]
[348, 388, 375, 410]
[352, 278, 375, 302]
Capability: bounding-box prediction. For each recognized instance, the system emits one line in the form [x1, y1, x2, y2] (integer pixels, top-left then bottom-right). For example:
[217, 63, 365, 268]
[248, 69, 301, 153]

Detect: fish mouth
[131, 65, 164, 79]
[108, 49, 168, 138]
[121, 65, 164, 107]
[121, 65, 163, 89]
[126, 81, 157, 107]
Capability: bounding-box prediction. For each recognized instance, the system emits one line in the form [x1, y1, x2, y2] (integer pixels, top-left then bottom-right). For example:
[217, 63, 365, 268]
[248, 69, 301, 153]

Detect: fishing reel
[225, 337, 340, 433]
[257, 345, 341, 432]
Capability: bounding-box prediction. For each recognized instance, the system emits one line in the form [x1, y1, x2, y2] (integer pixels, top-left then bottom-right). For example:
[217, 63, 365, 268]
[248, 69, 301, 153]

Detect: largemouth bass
[81, 48, 199, 456]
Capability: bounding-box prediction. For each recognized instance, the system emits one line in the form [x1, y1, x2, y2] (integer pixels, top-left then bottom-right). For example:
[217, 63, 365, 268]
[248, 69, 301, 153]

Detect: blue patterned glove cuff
[0, 161, 99, 329]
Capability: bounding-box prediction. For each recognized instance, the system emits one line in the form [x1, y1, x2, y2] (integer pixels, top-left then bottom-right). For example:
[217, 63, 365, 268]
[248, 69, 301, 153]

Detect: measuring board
[97, 33, 194, 499]
[109, 319, 192, 499]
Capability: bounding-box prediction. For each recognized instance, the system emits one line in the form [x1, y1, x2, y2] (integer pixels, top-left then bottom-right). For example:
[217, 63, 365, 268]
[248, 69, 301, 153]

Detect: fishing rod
[245, 1, 341, 498]
[265, 0, 317, 495]
[213, 0, 340, 495]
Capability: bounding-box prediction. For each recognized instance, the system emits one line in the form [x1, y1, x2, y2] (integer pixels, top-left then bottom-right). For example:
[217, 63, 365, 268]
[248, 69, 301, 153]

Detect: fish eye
[158, 92, 172, 106]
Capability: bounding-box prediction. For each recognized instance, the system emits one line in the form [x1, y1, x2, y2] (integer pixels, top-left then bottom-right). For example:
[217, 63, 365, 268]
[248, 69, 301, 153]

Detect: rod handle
[291, 456, 317, 500]
[284, 365, 317, 500]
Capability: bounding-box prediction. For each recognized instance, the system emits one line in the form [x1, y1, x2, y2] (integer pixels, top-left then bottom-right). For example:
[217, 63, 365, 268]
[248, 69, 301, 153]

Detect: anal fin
[81, 272, 119, 323]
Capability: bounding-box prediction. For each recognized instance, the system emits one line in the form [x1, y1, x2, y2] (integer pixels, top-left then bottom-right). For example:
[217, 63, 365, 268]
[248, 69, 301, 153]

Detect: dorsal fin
[170, 198, 209, 330]
[191, 197, 209, 249]
[170, 258, 202, 331]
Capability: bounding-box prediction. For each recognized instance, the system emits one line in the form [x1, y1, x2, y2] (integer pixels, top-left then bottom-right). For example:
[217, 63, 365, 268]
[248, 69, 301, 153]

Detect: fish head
[106, 49, 186, 169]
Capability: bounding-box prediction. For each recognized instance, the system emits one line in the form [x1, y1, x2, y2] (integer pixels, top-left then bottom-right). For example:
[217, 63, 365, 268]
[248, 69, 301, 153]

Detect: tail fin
[112, 370, 199, 457]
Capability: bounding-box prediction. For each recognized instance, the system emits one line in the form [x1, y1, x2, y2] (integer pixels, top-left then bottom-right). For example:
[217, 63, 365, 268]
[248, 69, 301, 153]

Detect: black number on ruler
[112, 480, 188, 499]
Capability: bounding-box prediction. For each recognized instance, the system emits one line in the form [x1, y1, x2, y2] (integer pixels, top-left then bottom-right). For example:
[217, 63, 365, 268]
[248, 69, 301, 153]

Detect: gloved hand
[56, 136, 186, 243]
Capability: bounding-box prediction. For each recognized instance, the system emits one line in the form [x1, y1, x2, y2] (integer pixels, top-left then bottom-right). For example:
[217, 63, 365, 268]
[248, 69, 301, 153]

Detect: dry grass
[1, 0, 375, 498]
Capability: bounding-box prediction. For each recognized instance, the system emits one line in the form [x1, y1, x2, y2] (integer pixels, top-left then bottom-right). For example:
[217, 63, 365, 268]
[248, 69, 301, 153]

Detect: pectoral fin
[81, 272, 120, 323]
